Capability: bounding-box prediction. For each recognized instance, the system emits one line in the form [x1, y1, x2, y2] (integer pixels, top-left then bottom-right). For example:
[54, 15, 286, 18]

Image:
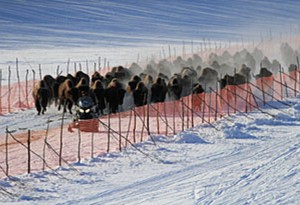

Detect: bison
[58, 79, 79, 114]
[133, 81, 148, 107]
[167, 75, 183, 101]
[255, 67, 273, 79]
[90, 79, 106, 115]
[32, 80, 50, 115]
[104, 78, 126, 114]
[150, 77, 167, 103]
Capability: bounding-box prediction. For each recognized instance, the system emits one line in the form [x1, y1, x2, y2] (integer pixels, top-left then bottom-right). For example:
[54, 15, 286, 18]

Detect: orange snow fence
[0, 69, 300, 178]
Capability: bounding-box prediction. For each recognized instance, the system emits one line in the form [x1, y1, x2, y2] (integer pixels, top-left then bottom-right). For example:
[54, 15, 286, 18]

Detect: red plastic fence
[0, 69, 299, 178]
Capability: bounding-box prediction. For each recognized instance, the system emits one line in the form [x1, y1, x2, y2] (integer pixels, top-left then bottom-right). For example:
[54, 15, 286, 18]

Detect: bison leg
[42, 106, 47, 114]
[58, 98, 65, 112]
[35, 99, 41, 115]
[67, 100, 73, 114]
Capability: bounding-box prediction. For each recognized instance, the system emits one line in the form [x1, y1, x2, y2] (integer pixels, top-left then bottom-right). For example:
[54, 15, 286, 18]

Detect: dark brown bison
[180, 67, 197, 97]
[167, 75, 183, 101]
[150, 77, 167, 103]
[192, 83, 205, 94]
[76, 77, 90, 97]
[111, 65, 132, 84]
[90, 79, 106, 115]
[75, 71, 90, 86]
[238, 64, 252, 81]
[91, 71, 104, 85]
[58, 79, 79, 114]
[219, 73, 248, 89]
[288, 64, 297, 72]
[198, 67, 219, 91]
[255, 67, 273, 79]
[140, 73, 154, 89]
[104, 78, 126, 113]
[43, 74, 56, 105]
[127, 75, 141, 93]
[133, 81, 148, 107]
[32, 80, 50, 115]
[52, 75, 66, 106]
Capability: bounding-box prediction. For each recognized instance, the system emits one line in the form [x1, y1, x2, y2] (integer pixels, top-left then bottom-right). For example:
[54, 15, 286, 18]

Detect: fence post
[43, 118, 51, 171]
[282, 67, 289, 98]
[107, 108, 111, 153]
[56, 65, 60, 76]
[133, 107, 137, 142]
[59, 109, 65, 166]
[39, 64, 42, 80]
[5, 127, 9, 176]
[67, 58, 70, 74]
[173, 100, 176, 135]
[233, 68, 237, 113]
[186, 97, 190, 129]
[147, 103, 150, 136]
[164, 100, 168, 136]
[94, 63, 97, 73]
[0, 69, 2, 114]
[208, 92, 211, 123]
[86, 60, 89, 74]
[32, 69, 36, 91]
[156, 104, 159, 135]
[91, 132, 94, 158]
[181, 98, 184, 131]
[215, 83, 218, 121]
[297, 57, 300, 92]
[25, 69, 29, 108]
[98, 57, 101, 70]
[202, 93, 206, 123]
[191, 94, 194, 127]
[119, 111, 122, 151]
[141, 106, 145, 142]
[261, 77, 266, 105]
[77, 122, 81, 163]
[28, 129, 31, 174]
[8, 66, 11, 113]
[279, 65, 283, 100]
[16, 58, 21, 108]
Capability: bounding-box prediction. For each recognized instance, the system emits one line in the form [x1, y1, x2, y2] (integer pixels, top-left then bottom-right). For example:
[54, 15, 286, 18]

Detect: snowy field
[0, 96, 299, 204]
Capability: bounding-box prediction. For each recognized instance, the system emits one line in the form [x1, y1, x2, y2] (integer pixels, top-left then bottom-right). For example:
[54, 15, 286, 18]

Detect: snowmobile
[68, 95, 99, 133]
[74, 95, 98, 120]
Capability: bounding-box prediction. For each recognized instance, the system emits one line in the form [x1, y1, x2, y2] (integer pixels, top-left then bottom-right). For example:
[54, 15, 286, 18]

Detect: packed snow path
[0, 97, 300, 204]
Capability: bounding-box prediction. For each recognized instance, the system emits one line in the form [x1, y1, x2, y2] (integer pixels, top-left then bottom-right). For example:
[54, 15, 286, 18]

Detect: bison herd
[32, 43, 299, 116]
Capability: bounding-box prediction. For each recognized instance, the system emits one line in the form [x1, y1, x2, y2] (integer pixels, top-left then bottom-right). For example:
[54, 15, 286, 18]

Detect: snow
[0, 97, 299, 204]
[1, 0, 300, 204]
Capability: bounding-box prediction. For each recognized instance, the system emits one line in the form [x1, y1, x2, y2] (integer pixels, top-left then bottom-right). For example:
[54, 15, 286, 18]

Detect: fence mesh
[0, 68, 299, 178]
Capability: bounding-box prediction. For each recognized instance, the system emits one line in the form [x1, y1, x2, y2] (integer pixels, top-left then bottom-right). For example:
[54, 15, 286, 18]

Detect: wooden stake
[16, 58, 21, 107]
[5, 127, 9, 176]
[59, 108, 65, 166]
[0, 69, 2, 113]
[27, 129, 31, 174]
[77, 122, 81, 163]
[8, 66, 11, 113]
[25, 69, 29, 107]
[39, 64, 42, 80]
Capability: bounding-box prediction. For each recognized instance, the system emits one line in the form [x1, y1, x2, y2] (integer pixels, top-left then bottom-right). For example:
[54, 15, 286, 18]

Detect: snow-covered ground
[0, 96, 300, 204]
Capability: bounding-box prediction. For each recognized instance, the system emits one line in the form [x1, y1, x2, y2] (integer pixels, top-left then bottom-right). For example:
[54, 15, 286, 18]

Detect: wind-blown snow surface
[0, 97, 300, 204]
[1, 0, 300, 83]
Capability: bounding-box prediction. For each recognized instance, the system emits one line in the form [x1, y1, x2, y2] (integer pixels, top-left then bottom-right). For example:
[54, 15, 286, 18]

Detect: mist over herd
[33, 42, 300, 117]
